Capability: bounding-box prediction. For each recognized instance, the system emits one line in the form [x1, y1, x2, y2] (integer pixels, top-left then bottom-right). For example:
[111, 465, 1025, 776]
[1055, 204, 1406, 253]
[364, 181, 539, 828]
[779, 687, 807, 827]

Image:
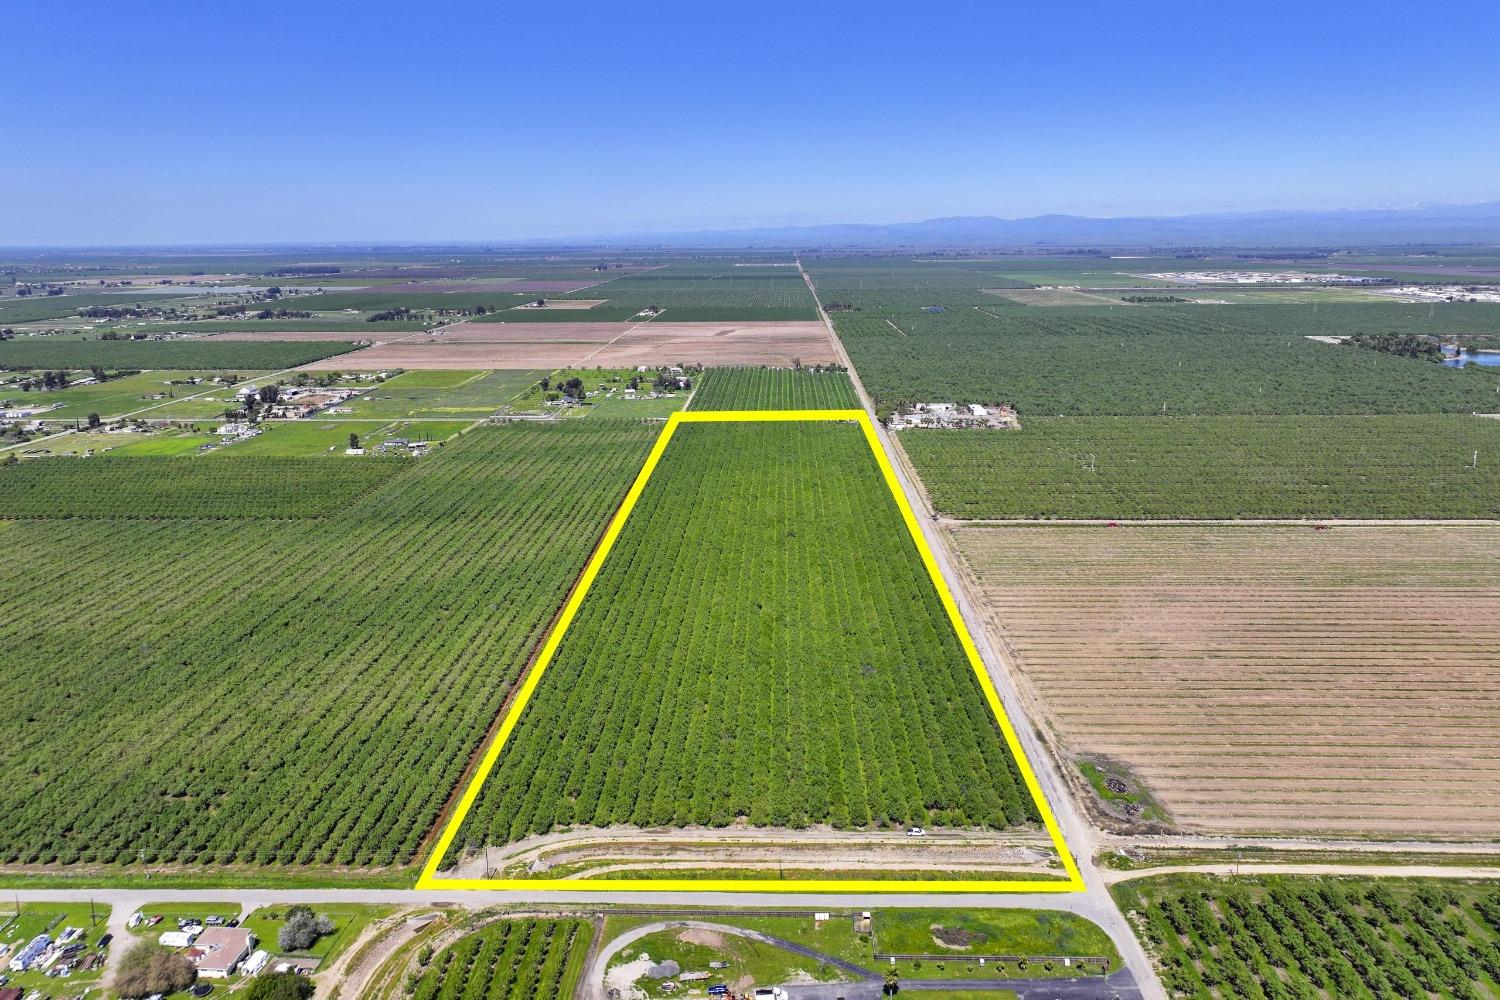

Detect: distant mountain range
[584, 202, 1500, 249]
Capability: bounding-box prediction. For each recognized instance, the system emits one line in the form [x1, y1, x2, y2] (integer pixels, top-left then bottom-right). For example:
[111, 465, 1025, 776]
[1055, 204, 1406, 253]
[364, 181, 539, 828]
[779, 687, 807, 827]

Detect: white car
[906, 826, 927, 837]
[751, 989, 787, 1000]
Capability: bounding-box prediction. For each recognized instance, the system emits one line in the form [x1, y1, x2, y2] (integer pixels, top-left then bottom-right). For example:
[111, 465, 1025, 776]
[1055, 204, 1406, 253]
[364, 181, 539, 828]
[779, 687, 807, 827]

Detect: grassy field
[610, 926, 840, 997]
[241, 903, 392, 962]
[339, 369, 540, 418]
[212, 419, 471, 456]
[1114, 874, 1500, 1000]
[454, 420, 1040, 857]
[949, 524, 1500, 837]
[405, 918, 591, 1000]
[874, 907, 1116, 967]
[104, 428, 222, 455]
[689, 366, 858, 410]
[0, 423, 657, 866]
[902, 415, 1500, 519]
[0, 339, 359, 370]
[600, 907, 1118, 991]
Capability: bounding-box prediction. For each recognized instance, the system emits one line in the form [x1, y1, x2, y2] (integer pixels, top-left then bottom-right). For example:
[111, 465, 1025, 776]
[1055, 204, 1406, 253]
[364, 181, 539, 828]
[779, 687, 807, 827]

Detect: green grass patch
[240, 904, 393, 962]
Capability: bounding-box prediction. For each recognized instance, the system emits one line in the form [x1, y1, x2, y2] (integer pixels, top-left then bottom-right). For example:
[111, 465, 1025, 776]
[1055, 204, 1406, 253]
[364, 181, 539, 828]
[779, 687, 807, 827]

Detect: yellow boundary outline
[418, 409, 1083, 893]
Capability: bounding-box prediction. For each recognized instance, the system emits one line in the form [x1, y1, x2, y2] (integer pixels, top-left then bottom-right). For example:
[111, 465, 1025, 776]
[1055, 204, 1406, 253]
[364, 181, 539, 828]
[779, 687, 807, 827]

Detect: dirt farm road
[798, 261, 1166, 1000]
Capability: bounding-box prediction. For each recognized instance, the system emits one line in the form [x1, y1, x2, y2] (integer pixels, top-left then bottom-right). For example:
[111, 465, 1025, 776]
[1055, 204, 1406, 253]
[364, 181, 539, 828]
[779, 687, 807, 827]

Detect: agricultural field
[1114, 875, 1500, 1000]
[313, 320, 837, 370]
[0, 338, 360, 370]
[451, 420, 1042, 863]
[948, 524, 1500, 837]
[689, 366, 858, 410]
[0, 454, 403, 517]
[288, 261, 820, 322]
[403, 918, 591, 1000]
[0, 422, 657, 866]
[902, 415, 1500, 519]
[829, 304, 1500, 416]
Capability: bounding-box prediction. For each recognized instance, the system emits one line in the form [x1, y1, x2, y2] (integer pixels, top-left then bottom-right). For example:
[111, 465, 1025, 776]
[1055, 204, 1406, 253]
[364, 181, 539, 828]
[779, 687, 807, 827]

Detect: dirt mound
[930, 924, 987, 949]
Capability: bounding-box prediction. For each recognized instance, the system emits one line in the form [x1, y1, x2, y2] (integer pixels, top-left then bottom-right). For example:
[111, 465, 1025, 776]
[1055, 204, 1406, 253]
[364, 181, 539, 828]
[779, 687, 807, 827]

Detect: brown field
[425, 322, 624, 343]
[200, 330, 393, 342]
[948, 524, 1500, 839]
[303, 320, 837, 370]
[508, 298, 607, 310]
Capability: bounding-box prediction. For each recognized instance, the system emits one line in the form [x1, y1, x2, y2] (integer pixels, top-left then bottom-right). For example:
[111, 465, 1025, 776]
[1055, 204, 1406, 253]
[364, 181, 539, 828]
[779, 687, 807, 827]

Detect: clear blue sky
[5, 0, 1499, 245]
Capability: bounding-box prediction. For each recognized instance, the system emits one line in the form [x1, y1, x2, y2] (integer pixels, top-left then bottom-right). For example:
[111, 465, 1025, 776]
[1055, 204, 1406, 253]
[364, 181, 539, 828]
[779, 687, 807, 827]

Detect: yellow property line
[418, 408, 1083, 893]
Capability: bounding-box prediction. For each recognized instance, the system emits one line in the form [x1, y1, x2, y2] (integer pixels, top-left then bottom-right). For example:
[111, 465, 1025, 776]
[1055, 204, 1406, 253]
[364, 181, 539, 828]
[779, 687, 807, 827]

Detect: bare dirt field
[594, 320, 838, 366]
[947, 524, 1500, 839]
[303, 320, 838, 369]
[200, 330, 390, 342]
[448, 824, 1059, 881]
[302, 342, 591, 369]
[425, 322, 624, 343]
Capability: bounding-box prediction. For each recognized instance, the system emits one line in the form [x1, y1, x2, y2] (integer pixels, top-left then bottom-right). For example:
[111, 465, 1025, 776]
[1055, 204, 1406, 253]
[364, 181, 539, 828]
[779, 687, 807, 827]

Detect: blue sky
[5, 0, 1499, 244]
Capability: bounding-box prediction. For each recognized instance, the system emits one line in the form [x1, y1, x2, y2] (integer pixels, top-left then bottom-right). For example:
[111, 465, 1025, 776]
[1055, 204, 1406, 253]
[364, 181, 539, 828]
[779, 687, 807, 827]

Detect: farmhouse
[187, 927, 255, 979]
[889, 402, 1019, 430]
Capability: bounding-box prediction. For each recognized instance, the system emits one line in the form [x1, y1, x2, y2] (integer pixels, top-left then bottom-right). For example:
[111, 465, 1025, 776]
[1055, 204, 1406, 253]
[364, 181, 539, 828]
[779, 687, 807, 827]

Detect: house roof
[190, 927, 254, 972]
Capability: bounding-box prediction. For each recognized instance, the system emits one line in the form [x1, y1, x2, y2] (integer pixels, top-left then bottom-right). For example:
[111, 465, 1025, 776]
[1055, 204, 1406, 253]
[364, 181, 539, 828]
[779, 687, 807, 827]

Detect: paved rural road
[798, 261, 1167, 1000]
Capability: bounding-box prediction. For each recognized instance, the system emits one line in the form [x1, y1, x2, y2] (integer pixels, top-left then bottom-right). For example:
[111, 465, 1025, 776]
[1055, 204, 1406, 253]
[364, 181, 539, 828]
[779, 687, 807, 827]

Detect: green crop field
[828, 305, 1500, 416]
[1114, 875, 1500, 1000]
[902, 416, 1500, 519]
[690, 366, 859, 410]
[455, 420, 1040, 855]
[404, 919, 591, 1000]
[0, 454, 404, 517]
[0, 339, 359, 370]
[0, 423, 656, 866]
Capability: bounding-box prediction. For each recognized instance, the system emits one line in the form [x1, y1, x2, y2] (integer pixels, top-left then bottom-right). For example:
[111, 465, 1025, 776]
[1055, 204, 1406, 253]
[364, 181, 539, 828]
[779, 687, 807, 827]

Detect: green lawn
[107, 428, 221, 455]
[240, 904, 393, 962]
[1, 370, 275, 422]
[210, 419, 470, 456]
[607, 926, 846, 998]
[873, 909, 1117, 969]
